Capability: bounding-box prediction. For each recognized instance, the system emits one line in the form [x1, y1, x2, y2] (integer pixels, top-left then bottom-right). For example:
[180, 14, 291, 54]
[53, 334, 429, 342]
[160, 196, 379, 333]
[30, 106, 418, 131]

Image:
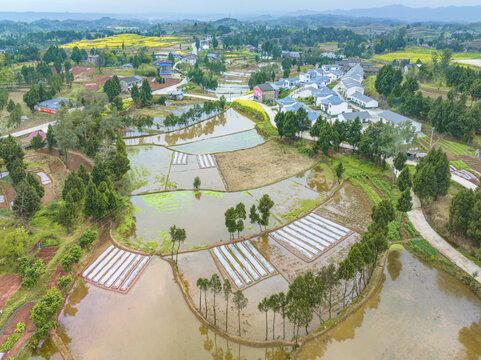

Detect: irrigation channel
[30, 247, 481, 359]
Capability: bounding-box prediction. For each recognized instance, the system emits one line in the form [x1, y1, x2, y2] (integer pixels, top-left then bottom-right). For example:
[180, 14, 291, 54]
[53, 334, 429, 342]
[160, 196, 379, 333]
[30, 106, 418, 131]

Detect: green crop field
[372, 46, 481, 64]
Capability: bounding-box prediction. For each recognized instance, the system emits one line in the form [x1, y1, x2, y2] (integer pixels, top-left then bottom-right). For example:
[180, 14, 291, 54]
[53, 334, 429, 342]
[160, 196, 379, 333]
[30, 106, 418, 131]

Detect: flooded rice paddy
[296, 248, 481, 360]
[124, 109, 256, 147]
[37, 246, 481, 359]
[125, 166, 333, 249]
[170, 129, 265, 154]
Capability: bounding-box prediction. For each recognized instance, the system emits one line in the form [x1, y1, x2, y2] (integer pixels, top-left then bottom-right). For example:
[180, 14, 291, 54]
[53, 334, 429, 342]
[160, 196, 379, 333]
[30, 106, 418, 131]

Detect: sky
[0, 0, 480, 15]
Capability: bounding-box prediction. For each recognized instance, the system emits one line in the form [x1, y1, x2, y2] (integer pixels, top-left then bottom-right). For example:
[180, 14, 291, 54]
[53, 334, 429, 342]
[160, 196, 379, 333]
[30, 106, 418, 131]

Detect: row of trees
[412, 149, 451, 202]
[187, 67, 218, 91]
[274, 109, 310, 139]
[196, 275, 248, 336]
[163, 98, 227, 130]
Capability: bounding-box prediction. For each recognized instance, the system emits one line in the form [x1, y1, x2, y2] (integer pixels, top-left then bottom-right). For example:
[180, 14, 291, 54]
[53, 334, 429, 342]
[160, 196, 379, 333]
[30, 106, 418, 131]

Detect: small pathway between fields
[408, 194, 481, 283]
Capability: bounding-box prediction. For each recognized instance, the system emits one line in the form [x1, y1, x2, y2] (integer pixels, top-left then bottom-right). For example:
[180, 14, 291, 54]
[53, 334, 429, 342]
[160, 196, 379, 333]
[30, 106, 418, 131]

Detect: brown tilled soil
[47, 264, 67, 289]
[216, 141, 316, 191]
[0, 274, 22, 310]
[0, 303, 35, 359]
[38, 148, 93, 172]
[0, 182, 14, 210]
[35, 246, 58, 266]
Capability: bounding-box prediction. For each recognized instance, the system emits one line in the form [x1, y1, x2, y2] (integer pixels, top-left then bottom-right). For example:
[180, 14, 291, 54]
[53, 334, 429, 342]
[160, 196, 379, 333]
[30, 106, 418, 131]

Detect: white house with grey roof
[318, 95, 350, 116]
[338, 111, 372, 124]
[378, 110, 422, 133]
[349, 92, 378, 108]
[340, 78, 364, 98]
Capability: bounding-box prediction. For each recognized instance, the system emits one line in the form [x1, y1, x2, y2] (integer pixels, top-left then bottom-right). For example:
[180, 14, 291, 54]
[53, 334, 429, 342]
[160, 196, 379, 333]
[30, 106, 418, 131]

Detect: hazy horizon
[0, 0, 481, 16]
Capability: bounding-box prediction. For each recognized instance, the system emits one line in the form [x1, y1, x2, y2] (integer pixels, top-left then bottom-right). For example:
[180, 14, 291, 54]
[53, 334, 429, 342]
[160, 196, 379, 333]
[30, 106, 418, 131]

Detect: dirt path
[408, 193, 481, 284]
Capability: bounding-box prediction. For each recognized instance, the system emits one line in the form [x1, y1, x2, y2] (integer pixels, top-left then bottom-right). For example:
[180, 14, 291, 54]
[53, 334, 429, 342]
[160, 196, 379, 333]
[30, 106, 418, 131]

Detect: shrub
[79, 229, 97, 248]
[136, 64, 157, 77]
[18, 256, 45, 289]
[57, 274, 72, 291]
[0, 333, 21, 351]
[61, 244, 82, 272]
[30, 287, 63, 337]
[15, 322, 26, 333]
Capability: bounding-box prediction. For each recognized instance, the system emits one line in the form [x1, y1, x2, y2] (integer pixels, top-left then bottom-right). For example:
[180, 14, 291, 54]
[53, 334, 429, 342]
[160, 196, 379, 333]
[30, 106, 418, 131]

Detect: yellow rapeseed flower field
[60, 34, 187, 50]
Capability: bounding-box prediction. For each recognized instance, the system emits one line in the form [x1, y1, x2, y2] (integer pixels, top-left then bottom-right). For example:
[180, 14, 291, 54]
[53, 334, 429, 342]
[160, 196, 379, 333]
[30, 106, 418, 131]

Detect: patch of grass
[372, 46, 481, 64]
[408, 238, 439, 257]
[438, 138, 475, 157]
[450, 160, 469, 170]
[280, 198, 321, 221]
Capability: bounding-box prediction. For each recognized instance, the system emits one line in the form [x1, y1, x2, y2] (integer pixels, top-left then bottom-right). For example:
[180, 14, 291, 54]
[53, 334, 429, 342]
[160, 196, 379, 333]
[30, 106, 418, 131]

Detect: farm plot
[450, 164, 478, 181]
[82, 245, 151, 293]
[210, 240, 276, 290]
[269, 213, 354, 262]
[168, 154, 225, 191]
[171, 151, 188, 165]
[36, 171, 51, 185]
[197, 154, 216, 169]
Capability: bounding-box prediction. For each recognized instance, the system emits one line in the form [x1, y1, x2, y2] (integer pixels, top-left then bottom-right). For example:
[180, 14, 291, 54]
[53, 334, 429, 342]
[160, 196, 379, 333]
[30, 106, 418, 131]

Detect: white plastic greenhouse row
[270, 214, 351, 260]
[211, 240, 275, 289]
[197, 154, 216, 169]
[82, 246, 150, 293]
[172, 152, 188, 165]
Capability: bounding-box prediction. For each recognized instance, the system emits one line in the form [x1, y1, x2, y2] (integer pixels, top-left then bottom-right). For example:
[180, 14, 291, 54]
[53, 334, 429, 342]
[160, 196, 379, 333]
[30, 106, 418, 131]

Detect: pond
[124, 108, 256, 147]
[296, 248, 481, 360]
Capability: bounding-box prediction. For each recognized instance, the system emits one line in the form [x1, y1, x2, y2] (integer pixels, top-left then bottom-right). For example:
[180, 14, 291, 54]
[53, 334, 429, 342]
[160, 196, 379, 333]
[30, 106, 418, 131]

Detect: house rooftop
[379, 110, 417, 125]
[351, 92, 376, 103]
[255, 83, 275, 92]
[340, 111, 372, 121]
[37, 97, 69, 110]
[121, 75, 143, 84]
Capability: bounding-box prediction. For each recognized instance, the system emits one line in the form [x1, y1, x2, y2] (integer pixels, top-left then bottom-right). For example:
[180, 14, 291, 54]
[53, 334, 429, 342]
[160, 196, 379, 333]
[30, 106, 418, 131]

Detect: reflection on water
[56, 258, 290, 360]
[124, 109, 256, 147]
[296, 249, 481, 360]
[170, 129, 265, 154]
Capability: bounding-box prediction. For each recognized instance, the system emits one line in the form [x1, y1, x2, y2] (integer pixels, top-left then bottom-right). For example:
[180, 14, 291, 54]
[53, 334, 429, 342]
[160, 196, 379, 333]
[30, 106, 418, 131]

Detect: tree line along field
[60, 34, 191, 50]
[371, 46, 481, 64]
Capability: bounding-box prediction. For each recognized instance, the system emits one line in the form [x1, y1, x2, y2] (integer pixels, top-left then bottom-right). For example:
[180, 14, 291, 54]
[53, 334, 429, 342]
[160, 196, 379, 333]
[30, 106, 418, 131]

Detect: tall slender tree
[210, 274, 222, 326]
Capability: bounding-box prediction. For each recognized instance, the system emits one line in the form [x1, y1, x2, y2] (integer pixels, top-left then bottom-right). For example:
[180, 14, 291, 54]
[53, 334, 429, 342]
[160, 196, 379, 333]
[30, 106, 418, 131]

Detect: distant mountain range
[323, 4, 481, 23]
[1, 4, 481, 25]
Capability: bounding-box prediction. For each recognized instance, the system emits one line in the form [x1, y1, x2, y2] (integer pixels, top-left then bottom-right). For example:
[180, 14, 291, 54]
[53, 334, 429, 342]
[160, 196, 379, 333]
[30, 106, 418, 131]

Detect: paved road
[1, 121, 55, 139]
[408, 193, 481, 283]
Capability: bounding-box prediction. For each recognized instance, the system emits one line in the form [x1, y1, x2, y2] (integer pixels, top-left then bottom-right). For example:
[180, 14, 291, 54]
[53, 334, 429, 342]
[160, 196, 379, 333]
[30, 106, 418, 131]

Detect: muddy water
[296, 249, 481, 360]
[56, 258, 290, 359]
[124, 109, 256, 147]
[170, 129, 265, 154]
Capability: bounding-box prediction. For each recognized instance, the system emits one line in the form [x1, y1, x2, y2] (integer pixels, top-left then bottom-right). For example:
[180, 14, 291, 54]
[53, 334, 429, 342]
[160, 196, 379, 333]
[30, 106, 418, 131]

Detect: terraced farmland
[82, 245, 151, 293]
[211, 241, 276, 289]
[270, 213, 353, 262]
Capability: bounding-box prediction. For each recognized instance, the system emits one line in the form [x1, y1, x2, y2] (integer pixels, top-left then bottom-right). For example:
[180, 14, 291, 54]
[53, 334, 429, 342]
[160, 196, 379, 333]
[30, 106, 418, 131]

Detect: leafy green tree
[196, 278, 209, 315]
[46, 124, 55, 152]
[193, 176, 201, 189]
[397, 188, 413, 213]
[274, 111, 285, 137]
[77, 164, 90, 186]
[9, 158, 26, 184]
[210, 274, 222, 326]
[140, 79, 152, 107]
[30, 133, 45, 150]
[223, 279, 232, 332]
[467, 199, 481, 245]
[336, 163, 344, 183]
[57, 194, 77, 232]
[396, 167, 412, 192]
[13, 181, 41, 221]
[62, 170, 84, 202]
[224, 207, 237, 239]
[7, 99, 15, 112]
[30, 287, 63, 337]
[23, 85, 40, 111]
[448, 188, 475, 235]
[57, 274, 72, 292]
[413, 162, 437, 200]
[71, 46, 82, 64]
[233, 290, 248, 336]
[18, 256, 45, 289]
[249, 204, 261, 231]
[370, 199, 395, 230]
[0, 227, 28, 267]
[9, 104, 22, 128]
[108, 136, 130, 181]
[278, 292, 288, 339]
[131, 84, 140, 105]
[258, 297, 269, 340]
[268, 293, 280, 339]
[112, 96, 123, 111]
[83, 180, 99, 218]
[258, 194, 274, 229]
[61, 244, 82, 272]
[212, 35, 218, 50]
[393, 152, 407, 171]
[79, 229, 97, 248]
[337, 258, 354, 308]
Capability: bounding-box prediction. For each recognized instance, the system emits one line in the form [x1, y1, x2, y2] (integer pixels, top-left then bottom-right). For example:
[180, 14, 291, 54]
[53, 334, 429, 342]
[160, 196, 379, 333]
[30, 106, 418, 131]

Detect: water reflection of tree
[457, 319, 481, 359]
[62, 280, 89, 317]
[387, 250, 402, 281]
[165, 112, 227, 146]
